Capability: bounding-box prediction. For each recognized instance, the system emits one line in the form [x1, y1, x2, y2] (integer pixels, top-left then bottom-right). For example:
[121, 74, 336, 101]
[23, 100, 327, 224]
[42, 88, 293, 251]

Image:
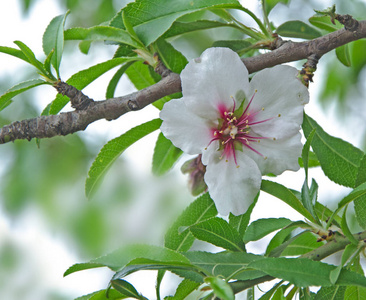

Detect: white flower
[160, 47, 309, 215]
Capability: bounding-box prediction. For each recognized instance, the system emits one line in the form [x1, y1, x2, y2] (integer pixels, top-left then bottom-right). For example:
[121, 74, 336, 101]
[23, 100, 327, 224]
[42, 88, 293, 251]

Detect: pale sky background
[0, 0, 365, 299]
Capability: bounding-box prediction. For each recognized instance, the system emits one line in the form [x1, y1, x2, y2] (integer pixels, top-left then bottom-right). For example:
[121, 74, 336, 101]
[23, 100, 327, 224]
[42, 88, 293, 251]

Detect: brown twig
[1, 20, 366, 144]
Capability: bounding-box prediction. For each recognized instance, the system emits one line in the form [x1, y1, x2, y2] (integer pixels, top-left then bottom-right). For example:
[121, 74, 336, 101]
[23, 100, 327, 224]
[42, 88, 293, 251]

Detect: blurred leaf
[314, 286, 346, 300]
[155, 38, 188, 73]
[64, 26, 141, 48]
[78, 40, 92, 54]
[302, 114, 364, 188]
[111, 279, 147, 300]
[261, 180, 315, 222]
[120, 0, 241, 45]
[264, 0, 290, 15]
[336, 44, 351, 67]
[212, 39, 252, 52]
[298, 151, 320, 169]
[42, 11, 70, 78]
[355, 154, 366, 187]
[248, 257, 366, 287]
[152, 132, 183, 176]
[165, 279, 200, 300]
[165, 192, 217, 252]
[341, 208, 359, 245]
[229, 193, 259, 239]
[85, 118, 161, 198]
[204, 277, 234, 300]
[243, 218, 292, 243]
[276, 21, 321, 39]
[47, 57, 134, 115]
[163, 20, 232, 39]
[190, 217, 246, 252]
[0, 79, 47, 111]
[308, 15, 342, 32]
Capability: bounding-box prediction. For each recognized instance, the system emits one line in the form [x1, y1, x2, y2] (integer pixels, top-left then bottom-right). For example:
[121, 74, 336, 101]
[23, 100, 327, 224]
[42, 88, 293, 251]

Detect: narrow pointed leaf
[64, 26, 140, 48]
[0, 46, 29, 63]
[314, 286, 346, 300]
[111, 279, 147, 300]
[204, 277, 234, 300]
[302, 114, 364, 188]
[261, 180, 315, 222]
[165, 279, 200, 300]
[13, 41, 46, 75]
[155, 39, 188, 73]
[165, 192, 218, 252]
[106, 61, 135, 98]
[0, 79, 47, 111]
[152, 132, 183, 176]
[85, 119, 161, 198]
[75, 288, 129, 300]
[43, 11, 70, 77]
[190, 217, 246, 252]
[243, 218, 292, 243]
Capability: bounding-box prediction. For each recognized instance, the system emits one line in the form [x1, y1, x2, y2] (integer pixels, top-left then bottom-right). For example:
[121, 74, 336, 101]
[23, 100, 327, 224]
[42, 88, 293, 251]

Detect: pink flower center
[207, 91, 279, 166]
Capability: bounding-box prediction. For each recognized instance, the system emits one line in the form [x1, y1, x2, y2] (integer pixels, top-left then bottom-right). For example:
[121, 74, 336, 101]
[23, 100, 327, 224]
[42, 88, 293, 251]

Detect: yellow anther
[255, 89, 258, 92]
[273, 137, 276, 141]
[236, 165, 240, 168]
[278, 114, 281, 117]
[225, 159, 228, 162]
[262, 107, 265, 111]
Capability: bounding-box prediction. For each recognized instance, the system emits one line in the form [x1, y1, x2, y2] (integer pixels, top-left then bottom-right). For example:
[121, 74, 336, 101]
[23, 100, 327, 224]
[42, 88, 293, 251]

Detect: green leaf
[190, 217, 246, 252]
[280, 231, 323, 256]
[164, 192, 218, 252]
[204, 277, 234, 300]
[165, 279, 200, 300]
[121, 0, 241, 45]
[298, 151, 320, 169]
[302, 114, 364, 188]
[336, 44, 351, 67]
[211, 39, 253, 53]
[341, 207, 359, 245]
[248, 257, 366, 287]
[64, 244, 189, 277]
[344, 285, 366, 300]
[85, 119, 161, 198]
[152, 132, 183, 176]
[75, 288, 129, 300]
[229, 193, 259, 239]
[13, 41, 47, 75]
[265, 221, 309, 256]
[155, 39, 188, 73]
[354, 195, 366, 229]
[47, 57, 134, 115]
[329, 243, 359, 284]
[314, 286, 346, 300]
[261, 180, 316, 222]
[163, 20, 232, 39]
[301, 178, 319, 224]
[64, 26, 141, 48]
[183, 251, 265, 281]
[0, 46, 29, 63]
[276, 21, 321, 39]
[243, 218, 292, 243]
[110, 279, 147, 300]
[355, 154, 366, 187]
[264, 0, 290, 15]
[309, 15, 342, 32]
[106, 60, 136, 98]
[0, 79, 47, 111]
[42, 11, 70, 78]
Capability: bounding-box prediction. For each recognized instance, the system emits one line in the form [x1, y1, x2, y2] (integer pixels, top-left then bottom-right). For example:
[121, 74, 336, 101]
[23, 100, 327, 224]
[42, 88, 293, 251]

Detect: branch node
[336, 14, 359, 31]
[299, 54, 320, 87]
[54, 81, 94, 110]
[154, 53, 172, 78]
[127, 100, 139, 111]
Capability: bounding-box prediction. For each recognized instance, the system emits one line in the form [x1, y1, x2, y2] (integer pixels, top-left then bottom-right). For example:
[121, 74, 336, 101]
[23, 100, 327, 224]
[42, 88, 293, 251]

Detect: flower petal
[203, 145, 262, 215]
[248, 65, 309, 139]
[245, 132, 303, 175]
[160, 98, 211, 155]
[181, 47, 250, 119]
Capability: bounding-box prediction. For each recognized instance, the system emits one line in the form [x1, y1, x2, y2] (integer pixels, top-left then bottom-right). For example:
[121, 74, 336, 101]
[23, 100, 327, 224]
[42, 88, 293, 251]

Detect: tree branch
[1, 20, 365, 144]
